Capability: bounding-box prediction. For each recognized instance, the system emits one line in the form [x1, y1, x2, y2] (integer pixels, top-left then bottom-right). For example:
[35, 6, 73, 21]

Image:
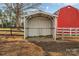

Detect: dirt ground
[0, 40, 45, 56]
[0, 36, 79, 56]
[29, 40, 79, 56]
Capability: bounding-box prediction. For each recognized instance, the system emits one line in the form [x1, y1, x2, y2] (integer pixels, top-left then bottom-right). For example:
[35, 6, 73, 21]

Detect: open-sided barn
[24, 10, 57, 40]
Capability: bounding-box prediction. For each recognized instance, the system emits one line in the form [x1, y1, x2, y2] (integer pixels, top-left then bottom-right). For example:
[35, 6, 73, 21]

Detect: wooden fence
[57, 28, 79, 39]
[0, 27, 24, 36]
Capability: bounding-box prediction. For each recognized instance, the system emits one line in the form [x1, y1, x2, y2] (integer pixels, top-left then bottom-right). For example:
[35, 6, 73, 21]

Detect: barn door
[28, 17, 52, 37]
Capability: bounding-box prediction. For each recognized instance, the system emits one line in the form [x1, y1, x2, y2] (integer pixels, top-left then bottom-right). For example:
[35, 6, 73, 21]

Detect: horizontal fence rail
[57, 28, 79, 39]
[25, 28, 55, 29]
[0, 28, 24, 36]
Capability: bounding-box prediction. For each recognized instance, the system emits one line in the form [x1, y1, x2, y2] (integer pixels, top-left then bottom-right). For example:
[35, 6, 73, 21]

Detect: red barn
[58, 5, 79, 28]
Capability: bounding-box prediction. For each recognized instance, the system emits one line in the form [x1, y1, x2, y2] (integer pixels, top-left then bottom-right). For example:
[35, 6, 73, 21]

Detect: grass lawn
[64, 34, 79, 36]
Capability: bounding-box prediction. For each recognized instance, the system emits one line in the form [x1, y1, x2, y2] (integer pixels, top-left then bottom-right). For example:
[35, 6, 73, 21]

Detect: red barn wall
[58, 5, 79, 28]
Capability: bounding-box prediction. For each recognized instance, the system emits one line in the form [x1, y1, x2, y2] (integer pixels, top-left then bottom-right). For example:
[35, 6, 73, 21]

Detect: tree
[0, 9, 3, 27]
[0, 9, 6, 27]
[4, 3, 41, 29]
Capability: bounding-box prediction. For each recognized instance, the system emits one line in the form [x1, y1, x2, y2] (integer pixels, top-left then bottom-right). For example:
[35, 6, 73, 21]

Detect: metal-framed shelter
[24, 11, 57, 40]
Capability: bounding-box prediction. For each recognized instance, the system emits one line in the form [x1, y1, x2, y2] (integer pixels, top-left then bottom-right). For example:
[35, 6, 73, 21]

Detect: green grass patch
[63, 34, 79, 36]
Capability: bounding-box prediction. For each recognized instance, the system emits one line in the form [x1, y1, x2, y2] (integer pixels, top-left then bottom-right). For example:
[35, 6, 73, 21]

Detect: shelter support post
[24, 17, 28, 39]
[53, 16, 57, 40]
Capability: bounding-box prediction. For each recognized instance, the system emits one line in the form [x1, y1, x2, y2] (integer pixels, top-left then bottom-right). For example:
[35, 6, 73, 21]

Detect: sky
[0, 3, 79, 13]
[40, 3, 79, 13]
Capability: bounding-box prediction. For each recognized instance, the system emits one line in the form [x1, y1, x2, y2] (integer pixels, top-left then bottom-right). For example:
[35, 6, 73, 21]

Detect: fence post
[75, 28, 77, 36]
[62, 28, 64, 40]
[70, 28, 71, 37]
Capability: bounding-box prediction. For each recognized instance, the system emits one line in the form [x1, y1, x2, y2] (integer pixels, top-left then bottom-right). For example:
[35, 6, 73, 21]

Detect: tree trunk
[1, 19, 4, 28]
[16, 3, 20, 29]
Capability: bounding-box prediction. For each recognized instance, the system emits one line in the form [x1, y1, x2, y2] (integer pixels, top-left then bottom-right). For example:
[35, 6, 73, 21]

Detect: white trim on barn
[24, 11, 57, 40]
